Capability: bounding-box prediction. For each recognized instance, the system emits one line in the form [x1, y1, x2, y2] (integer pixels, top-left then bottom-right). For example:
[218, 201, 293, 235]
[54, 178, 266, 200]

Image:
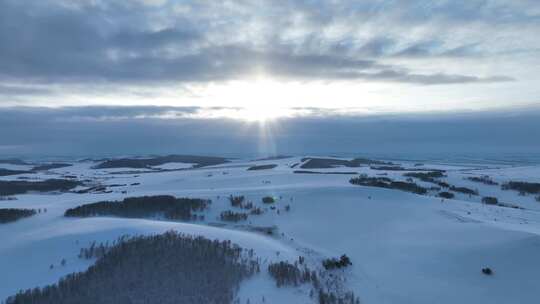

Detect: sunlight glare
[212, 78, 300, 122]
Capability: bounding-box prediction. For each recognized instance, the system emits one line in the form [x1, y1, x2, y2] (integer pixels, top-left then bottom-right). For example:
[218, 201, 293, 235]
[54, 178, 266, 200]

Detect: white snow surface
[151, 162, 196, 170]
[0, 164, 33, 171]
[1, 156, 540, 303]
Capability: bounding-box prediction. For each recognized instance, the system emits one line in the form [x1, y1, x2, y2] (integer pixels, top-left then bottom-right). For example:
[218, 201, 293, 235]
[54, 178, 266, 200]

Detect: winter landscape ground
[1, 155, 539, 304]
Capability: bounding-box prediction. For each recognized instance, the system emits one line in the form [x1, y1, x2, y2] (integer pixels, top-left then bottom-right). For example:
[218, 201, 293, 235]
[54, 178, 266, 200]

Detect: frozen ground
[1, 156, 540, 303]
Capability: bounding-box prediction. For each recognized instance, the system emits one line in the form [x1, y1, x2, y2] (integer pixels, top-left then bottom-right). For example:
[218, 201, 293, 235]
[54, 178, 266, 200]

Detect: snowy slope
[1, 156, 540, 303]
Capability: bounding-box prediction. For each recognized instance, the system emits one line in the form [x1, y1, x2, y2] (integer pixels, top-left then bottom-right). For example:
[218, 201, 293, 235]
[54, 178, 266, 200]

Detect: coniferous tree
[7, 232, 259, 304]
[0, 208, 37, 224]
[65, 196, 210, 221]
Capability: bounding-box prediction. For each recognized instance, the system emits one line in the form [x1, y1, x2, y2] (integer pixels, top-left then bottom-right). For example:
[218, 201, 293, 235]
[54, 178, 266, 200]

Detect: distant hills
[94, 155, 229, 169]
[0, 159, 29, 166]
[300, 157, 391, 169]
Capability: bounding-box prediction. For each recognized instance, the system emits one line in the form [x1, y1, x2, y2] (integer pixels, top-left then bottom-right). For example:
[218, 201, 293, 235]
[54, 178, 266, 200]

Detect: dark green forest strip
[6, 232, 259, 304]
[65, 195, 210, 221]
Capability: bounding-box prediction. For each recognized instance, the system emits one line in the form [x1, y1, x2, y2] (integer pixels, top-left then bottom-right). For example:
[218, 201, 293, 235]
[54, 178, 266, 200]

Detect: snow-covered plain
[1, 156, 540, 303]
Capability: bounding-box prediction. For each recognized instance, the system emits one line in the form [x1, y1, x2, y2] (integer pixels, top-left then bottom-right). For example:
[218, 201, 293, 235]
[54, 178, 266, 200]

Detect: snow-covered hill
[1, 156, 540, 303]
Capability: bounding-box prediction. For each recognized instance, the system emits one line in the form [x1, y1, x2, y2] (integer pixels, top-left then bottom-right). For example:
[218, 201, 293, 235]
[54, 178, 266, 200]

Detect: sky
[0, 0, 539, 157]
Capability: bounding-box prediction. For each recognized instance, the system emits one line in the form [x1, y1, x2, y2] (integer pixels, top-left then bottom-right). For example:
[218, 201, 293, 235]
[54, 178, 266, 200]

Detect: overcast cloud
[1, 0, 539, 107]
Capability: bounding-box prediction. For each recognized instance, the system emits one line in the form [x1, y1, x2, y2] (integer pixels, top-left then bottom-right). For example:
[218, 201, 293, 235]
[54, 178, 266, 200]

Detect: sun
[185, 75, 382, 122]
[201, 77, 302, 122]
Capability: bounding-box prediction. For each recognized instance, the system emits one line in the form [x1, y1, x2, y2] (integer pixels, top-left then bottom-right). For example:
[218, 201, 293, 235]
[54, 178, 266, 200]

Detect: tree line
[467, 175, 498, 186]
[220, 210, 248, 222]
[350, 175, 428, 195]
[0, 208, 36, 224]
[322, 255, 352, 270]
[228, 195, 245, 207]
[6, 232, 259, 304]
[0, 179, 80, 196]
[64, 195, 210, 221]
[268, 257, 359, 304]
[502, 181, 540, 195]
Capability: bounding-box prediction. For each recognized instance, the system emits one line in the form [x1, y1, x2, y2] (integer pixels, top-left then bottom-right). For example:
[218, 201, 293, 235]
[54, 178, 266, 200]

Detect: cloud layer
[0, 0, 539, 111]
[1, 106, 539, 158]
[2, 1, 538, 87]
